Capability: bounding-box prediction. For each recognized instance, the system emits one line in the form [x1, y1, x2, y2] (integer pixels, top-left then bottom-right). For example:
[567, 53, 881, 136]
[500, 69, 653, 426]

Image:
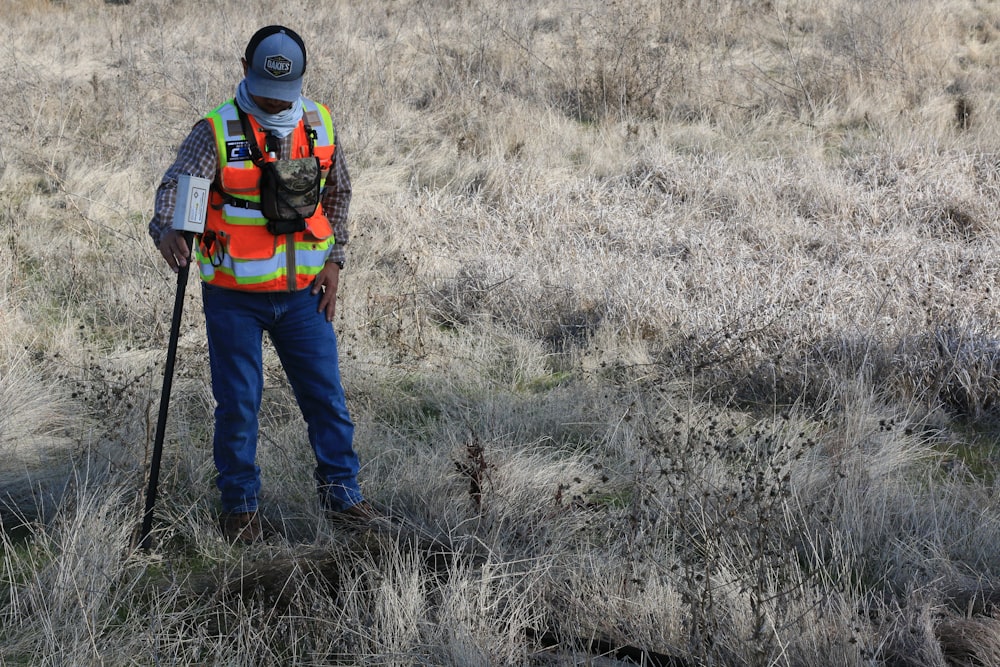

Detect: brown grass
[4, 0, 1000, 664]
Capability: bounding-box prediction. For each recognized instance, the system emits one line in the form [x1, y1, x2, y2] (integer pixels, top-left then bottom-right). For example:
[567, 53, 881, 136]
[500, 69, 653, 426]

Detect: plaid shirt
[148, 114, 352, 267]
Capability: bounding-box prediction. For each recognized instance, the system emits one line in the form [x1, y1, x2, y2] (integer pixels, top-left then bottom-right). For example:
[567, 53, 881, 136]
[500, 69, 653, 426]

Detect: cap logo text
[263, 54, 293, 78]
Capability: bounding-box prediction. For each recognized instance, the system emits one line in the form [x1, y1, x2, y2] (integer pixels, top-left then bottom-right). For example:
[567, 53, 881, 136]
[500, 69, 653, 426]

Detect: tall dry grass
[3, 0, 1000, 664]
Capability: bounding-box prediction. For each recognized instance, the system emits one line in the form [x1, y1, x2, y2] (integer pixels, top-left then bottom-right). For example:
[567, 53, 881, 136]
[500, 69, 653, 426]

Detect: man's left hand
[312, 262, 341, 322]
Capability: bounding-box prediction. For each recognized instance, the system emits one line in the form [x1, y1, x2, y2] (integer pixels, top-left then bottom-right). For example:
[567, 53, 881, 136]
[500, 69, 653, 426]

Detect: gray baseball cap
[244, 26, 307, 102]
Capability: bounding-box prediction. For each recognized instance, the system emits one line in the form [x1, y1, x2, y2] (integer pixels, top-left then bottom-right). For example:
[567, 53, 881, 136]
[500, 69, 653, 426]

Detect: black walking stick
[139, 231, 195, 551]
[138, 175, 209, 551]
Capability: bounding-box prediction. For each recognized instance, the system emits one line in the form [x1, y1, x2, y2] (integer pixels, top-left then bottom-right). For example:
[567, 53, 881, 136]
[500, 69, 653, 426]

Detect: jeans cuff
[319, 482, 364, 512]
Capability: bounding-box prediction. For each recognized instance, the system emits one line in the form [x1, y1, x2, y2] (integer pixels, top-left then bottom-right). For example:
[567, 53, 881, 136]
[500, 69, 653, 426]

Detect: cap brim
[244, 72, 303, 103]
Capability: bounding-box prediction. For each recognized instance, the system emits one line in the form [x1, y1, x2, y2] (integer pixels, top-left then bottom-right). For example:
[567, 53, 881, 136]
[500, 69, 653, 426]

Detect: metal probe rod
[139, 231, 194, 551]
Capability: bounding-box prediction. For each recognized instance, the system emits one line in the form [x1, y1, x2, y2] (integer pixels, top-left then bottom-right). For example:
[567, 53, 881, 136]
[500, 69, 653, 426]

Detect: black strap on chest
[234, 102, 315, 163]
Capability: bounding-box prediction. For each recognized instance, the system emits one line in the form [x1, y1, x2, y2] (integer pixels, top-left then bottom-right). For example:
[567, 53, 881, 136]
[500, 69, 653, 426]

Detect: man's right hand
[158, 229, 190, 273]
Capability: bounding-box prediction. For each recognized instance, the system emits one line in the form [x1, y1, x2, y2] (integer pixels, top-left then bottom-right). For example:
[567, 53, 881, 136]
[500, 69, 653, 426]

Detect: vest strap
[235, 103, 267, 165]
[234, 103, 316, 163]
[218, 194, 262, 211]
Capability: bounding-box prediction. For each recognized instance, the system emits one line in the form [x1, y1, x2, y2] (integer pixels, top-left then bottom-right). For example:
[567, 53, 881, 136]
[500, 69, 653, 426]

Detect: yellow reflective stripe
[205, 107, 227, 161]
[200, 255, 286, 284]
[220, 206, 268, 226]
[198, 239, 332, 283]
[281, 239, 334, 266]
[318, 102, 335, 144]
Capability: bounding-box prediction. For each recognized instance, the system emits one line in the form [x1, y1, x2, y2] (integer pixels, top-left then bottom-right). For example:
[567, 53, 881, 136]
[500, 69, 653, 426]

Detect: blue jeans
[201, 282, 362, 514]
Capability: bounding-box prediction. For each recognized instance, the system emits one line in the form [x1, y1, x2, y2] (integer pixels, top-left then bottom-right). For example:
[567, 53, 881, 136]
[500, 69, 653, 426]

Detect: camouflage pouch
[260, 157, 321, 234]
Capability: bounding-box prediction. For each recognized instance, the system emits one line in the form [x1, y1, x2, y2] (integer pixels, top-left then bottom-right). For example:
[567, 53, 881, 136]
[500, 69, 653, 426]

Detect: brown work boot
[219, 511, 263, 544]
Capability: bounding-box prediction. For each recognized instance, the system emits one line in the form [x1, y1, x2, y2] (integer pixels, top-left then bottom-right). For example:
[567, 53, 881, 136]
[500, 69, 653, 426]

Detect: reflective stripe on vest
[198, 236, 332, 286]
[197, 98, 337, 291]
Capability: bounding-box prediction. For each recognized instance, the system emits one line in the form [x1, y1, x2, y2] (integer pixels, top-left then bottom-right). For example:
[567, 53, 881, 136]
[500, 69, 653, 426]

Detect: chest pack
[237, 105, 322, 235]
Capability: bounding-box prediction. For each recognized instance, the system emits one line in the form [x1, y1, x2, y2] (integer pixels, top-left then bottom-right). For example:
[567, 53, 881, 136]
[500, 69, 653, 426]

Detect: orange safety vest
[196, 98, 338, 292]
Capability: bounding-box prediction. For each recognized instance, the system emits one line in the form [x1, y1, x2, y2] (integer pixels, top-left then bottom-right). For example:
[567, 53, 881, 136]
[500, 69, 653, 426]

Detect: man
[149, 25, 375, 543]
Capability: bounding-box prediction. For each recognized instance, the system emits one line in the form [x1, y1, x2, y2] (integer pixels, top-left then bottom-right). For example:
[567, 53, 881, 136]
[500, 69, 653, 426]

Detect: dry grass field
[4, 0, 1000, 664]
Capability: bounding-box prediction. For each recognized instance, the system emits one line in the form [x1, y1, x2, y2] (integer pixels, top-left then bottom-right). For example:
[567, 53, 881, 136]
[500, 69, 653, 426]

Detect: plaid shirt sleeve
[321, 130, 352, 267]
[148, 120, 218, 247]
